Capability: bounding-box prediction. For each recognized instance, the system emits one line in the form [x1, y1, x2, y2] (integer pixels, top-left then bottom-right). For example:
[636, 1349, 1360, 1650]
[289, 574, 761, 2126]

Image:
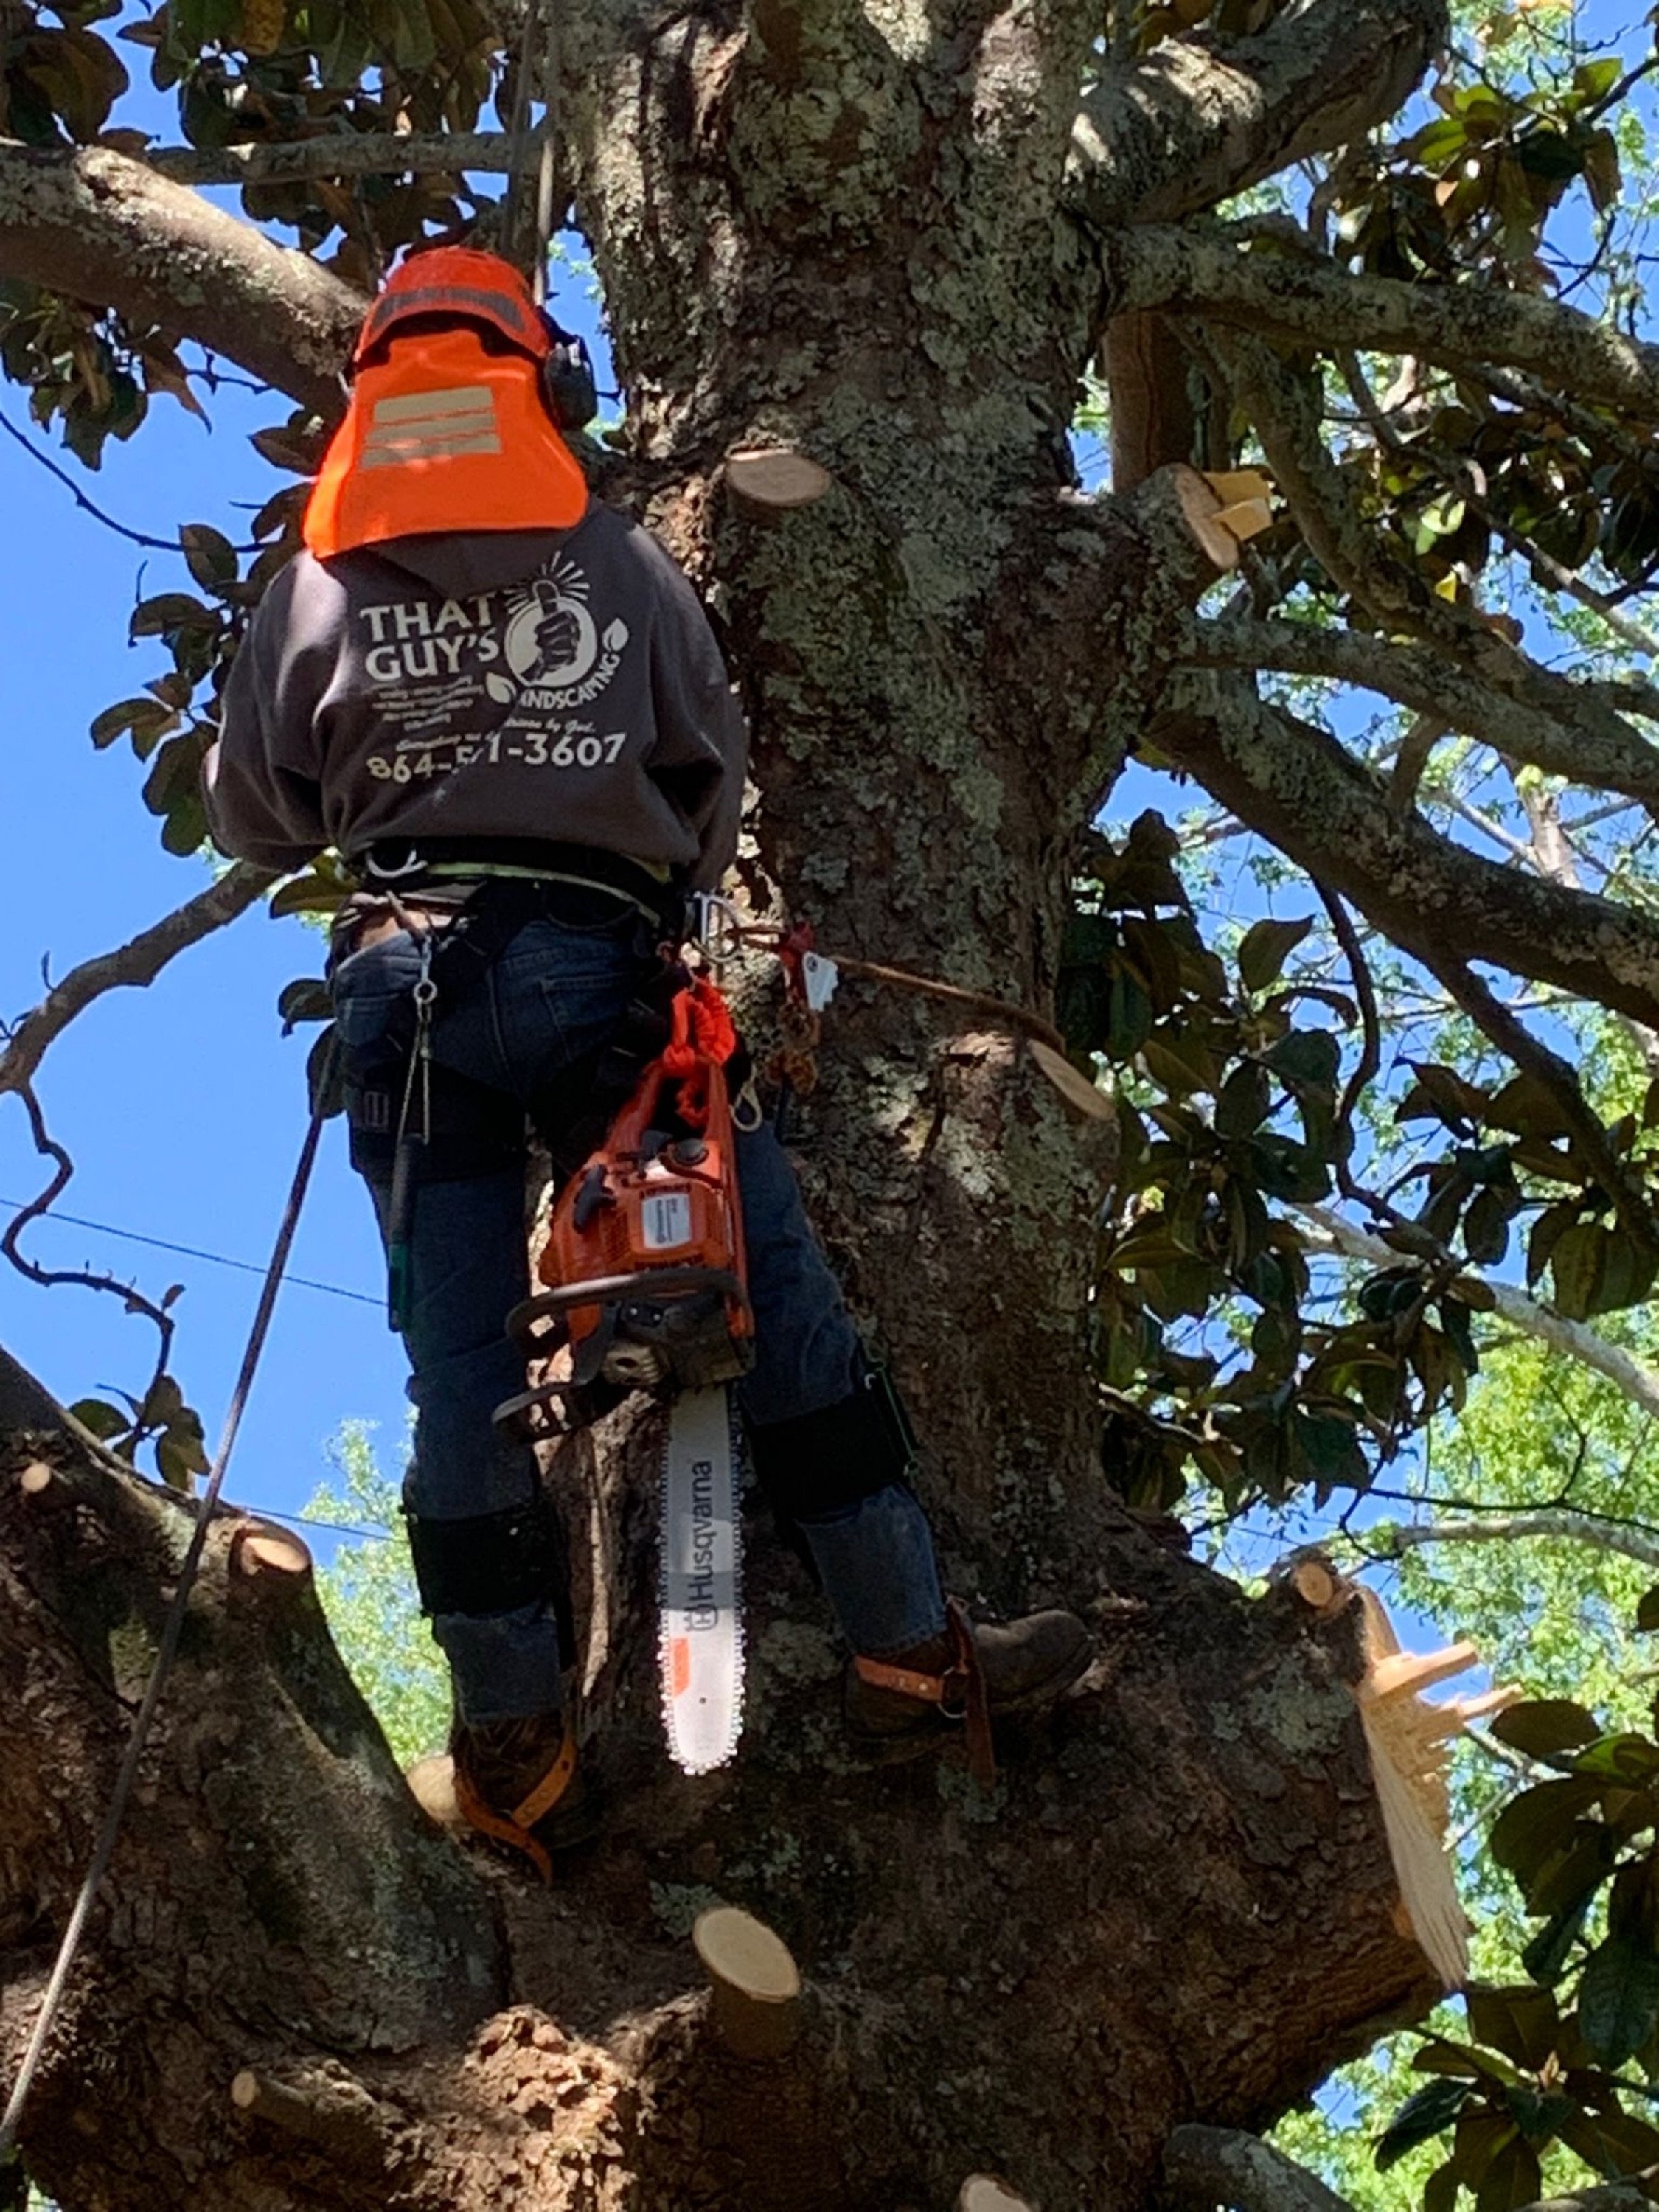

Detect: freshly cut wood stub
[958, 2177, 1037, 2211]
[406, 1753, 461, 1830]
[692, 1905, 802, 2059]
[1168, 465, 1242, 571]
[231, 1525, 314, 1580]
[1288, 1559, 1338, 1610]
[725, 447, 833, 512]
[18, 1461, 54, 1495]
[229, 2067, 388, 2171]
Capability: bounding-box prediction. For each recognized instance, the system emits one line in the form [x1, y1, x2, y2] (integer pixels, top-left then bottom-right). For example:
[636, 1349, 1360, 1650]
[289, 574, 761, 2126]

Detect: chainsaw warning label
[642, 1192, 693, 1251]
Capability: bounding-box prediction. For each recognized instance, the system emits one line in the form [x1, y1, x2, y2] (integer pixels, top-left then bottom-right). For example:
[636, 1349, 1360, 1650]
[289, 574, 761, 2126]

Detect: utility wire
[0, 1196, 380, 1307]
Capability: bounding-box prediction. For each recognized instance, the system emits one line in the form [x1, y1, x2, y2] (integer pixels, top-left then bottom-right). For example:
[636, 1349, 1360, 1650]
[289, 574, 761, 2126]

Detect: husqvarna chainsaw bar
[659, 1382, 744, 1775]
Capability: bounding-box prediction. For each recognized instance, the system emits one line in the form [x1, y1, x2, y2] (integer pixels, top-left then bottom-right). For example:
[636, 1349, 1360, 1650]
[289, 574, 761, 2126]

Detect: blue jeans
[330, 897, 945, 1722]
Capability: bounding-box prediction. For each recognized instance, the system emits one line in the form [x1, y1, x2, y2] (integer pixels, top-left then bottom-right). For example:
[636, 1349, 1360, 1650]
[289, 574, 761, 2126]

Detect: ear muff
[540, 316, 598, 431]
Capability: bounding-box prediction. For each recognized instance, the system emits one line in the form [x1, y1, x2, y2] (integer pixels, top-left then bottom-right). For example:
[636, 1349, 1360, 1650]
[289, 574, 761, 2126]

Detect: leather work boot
[845, 1599, 1093, 1783]
[432, 1711, 600, 1880]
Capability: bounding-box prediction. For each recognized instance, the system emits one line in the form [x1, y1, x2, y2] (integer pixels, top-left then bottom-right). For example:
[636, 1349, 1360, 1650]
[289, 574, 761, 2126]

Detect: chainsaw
[495, 976, 754, 1775]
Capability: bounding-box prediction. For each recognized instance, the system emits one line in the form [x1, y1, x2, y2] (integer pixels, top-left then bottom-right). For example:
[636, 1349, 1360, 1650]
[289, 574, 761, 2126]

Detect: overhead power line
[0, 1196, 380, 1307]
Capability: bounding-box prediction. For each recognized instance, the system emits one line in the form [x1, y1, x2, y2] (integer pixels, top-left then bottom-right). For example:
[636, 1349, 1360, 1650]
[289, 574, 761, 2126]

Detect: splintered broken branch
[1350, 1585, 1517, 1987]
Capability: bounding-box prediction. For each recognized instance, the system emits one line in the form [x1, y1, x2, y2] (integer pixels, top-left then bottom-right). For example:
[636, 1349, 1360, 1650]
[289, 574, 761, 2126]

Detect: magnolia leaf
[1489, 1700, 1600, 1758]
[1238, 915, 1313, 996]
[1578, 1933, 1659, 2069]
[1374, 2077, 1472, 2170]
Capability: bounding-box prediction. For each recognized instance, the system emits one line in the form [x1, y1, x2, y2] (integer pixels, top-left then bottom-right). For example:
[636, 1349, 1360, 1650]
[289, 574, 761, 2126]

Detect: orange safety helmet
[303, 247, 591, 560]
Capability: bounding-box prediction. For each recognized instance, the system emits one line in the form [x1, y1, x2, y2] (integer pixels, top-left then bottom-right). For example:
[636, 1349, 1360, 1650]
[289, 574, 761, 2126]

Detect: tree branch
[1377, 1512, 1659, 1574]
[1295, 1204, 1659, 1425]
[1098, 226, 1659, 425]
[1150, 675, 1659, 1033]
[0, 142, 364, 413]
[1193, 325, 1659, 779]
[141, 130, 525, 187]
[1163, 2125, 1659, 2212]
[1068, 0, 1447, 232]
[1183, 614, 1659, 811]
[0, 863, 276, 1102]
[1164, 2126, 1357, 2212]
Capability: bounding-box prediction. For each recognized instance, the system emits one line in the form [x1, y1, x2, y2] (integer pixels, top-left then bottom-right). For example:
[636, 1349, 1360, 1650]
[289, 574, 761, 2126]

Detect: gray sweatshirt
[203, 505, 746, 891]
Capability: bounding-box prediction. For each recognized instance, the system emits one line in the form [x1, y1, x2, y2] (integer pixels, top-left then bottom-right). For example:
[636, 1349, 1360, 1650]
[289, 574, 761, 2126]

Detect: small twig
[2, 1082, 174, 1456]
[0, 863, 276, 1101]
[0, 408, 183, 552]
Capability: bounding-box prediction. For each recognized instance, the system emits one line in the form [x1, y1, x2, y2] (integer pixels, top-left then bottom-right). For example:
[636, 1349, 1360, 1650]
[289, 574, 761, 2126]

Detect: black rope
[0, 1063, 335, 2171]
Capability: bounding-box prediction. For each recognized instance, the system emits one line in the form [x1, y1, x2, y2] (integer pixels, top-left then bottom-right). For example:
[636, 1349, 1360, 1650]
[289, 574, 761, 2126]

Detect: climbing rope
[504, 0, 560, 296]
[0, 1058, 335, 2174]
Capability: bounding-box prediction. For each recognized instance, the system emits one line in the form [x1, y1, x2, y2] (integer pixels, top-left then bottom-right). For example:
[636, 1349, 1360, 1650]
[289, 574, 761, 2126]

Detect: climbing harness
[0, 1057, 335, 2174]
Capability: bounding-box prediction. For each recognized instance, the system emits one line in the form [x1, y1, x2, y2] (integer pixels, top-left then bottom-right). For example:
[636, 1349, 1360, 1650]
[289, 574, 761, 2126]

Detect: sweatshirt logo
[357, 554, 630, 718]
[490, 558, 629, 709]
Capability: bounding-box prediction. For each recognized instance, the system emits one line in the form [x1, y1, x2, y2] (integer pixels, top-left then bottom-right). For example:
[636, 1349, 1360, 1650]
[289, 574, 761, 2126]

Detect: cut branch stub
[229, 2067, 391, 2174]
[725, 447, 835, 515]
[229, 1523, 315, 1582]
[958, 2177, 1038, 2211]
[692, 1905, 803, 2059]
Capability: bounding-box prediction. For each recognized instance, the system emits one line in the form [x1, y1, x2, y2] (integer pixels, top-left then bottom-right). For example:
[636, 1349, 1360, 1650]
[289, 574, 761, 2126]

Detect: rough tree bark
[0, 0, 1525, 2205]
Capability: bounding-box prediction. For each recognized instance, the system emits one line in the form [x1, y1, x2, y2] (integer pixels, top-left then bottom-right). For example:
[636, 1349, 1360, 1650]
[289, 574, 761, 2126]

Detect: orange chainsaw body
[497, 980, 754, 1432]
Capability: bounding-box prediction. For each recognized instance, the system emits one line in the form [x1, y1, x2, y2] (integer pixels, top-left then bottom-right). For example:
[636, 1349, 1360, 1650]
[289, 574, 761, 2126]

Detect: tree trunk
[0, 0, 1471, 2200]
[3, 1334, 1444, 2211]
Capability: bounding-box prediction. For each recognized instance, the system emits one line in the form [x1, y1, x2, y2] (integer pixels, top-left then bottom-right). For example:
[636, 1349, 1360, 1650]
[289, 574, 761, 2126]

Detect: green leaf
[1475, 2130, 1541, 2212]
[1262, 1028, 1341, 1096]
[1522, 1890, 1595, 1986]
[1572, 1733, 1659, 1784]
[129, 590, 215, 640]
[1550, 1222, 1607, 1322]
[1466, 1984, 1560, 2072]
[178, 521, 237, 592]
[1215, 1060, 1271, 1139]
[1578, 1934, 1659, 2069]
[1573, 56, 1623, 102]
[1375, 2076, 1473, 2171]
[1238, 915, 1314, 995]
[1488, 1701, 1601, 1759]
[1488, 1777, 1601, 1888]
[68, 1397, 130, 1441]
[278, 977, 332, 1034]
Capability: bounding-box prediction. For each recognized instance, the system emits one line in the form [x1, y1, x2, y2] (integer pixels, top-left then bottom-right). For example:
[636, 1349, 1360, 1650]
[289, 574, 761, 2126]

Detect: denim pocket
[329, 933, 424, 1047]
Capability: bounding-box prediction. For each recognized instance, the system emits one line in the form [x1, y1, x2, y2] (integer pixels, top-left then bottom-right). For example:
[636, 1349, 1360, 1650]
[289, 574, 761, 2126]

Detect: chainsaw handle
[505, 1269, 751, 1354]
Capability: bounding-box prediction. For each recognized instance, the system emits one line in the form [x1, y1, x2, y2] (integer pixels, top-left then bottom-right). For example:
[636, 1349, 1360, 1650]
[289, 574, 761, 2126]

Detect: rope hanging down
[0, 1064, 335, 2175]
[504, 0, 560, 293]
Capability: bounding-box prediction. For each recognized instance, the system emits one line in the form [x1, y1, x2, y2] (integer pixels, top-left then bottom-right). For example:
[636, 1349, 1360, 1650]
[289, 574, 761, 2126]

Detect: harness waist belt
[354, 838, 683, 928]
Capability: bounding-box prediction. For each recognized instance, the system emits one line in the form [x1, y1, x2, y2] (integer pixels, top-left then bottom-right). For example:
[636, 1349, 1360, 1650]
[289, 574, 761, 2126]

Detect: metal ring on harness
[363, 842, 430, 883]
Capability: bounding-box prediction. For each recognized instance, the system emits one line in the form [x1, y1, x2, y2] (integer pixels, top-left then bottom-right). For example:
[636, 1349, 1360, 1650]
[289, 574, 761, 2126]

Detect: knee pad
[404, 1492, 574, 1660]
[748, 1362, 918, 1526]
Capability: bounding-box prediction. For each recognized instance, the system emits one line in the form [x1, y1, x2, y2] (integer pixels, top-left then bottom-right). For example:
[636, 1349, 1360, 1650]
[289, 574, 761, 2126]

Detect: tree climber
[202, 247, 1091, 1868]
